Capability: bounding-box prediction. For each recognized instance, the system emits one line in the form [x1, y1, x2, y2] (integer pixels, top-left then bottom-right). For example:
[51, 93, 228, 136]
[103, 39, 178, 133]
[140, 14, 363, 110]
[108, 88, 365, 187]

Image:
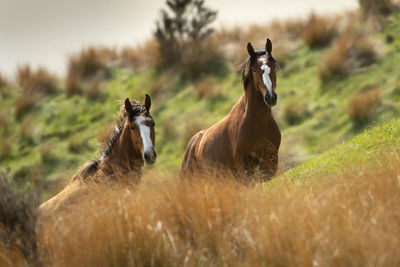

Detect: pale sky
[0, 0, 358, 78]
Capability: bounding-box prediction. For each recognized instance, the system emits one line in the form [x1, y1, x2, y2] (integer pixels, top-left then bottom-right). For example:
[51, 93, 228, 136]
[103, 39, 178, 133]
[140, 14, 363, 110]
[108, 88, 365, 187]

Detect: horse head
[245, 38, 278, 107]
[124, 94, 157, 165]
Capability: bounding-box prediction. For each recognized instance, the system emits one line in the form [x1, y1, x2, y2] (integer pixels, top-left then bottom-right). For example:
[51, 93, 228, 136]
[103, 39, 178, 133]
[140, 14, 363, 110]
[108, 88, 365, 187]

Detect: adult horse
[181, 39, 281, 181]
[39, 94, 156, 217]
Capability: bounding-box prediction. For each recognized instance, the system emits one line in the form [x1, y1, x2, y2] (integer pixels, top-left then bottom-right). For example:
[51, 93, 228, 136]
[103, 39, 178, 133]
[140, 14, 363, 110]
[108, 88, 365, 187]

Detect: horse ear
[247, 42, 256, 59]
[266, 38, 272, 54]
[125, 98, 133, 113]
[144, 94, 151, 111]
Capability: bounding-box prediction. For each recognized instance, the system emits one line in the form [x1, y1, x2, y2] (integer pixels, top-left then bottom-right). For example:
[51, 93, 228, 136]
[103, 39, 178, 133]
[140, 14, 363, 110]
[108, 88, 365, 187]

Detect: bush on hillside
[347, 88, 380, 124]
[319, 29, 378, 81]
[301, 13, 338, 48]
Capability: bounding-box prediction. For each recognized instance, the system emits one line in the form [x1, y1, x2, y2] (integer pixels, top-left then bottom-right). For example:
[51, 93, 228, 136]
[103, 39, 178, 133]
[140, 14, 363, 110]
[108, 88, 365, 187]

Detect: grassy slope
[1, 14, 400, 192]
[282, 117, 400, 183]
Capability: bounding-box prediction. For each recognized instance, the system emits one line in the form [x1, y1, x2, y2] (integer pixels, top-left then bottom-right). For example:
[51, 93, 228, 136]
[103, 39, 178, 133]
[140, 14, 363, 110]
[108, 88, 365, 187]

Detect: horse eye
[152, 122, 155, 127]
[130, 125, 135, 130]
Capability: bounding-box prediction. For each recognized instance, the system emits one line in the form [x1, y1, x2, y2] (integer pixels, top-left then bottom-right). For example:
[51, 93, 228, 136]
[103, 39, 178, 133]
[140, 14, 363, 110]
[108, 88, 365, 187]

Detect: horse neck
[100, 126, 143, 176]
[241, 80, 272, 120]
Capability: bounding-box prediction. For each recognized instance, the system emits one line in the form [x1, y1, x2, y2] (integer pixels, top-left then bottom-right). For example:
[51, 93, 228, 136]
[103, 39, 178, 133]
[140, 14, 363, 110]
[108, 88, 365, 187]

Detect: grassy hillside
[1, 12, 400, 197]
[281, 117, 400, 183]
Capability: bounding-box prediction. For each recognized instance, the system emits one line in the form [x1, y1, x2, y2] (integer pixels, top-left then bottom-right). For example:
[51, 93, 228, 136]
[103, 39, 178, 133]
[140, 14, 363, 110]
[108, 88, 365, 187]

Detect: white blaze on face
[135, 116, 153, 159]
[259, 57, 273, 96]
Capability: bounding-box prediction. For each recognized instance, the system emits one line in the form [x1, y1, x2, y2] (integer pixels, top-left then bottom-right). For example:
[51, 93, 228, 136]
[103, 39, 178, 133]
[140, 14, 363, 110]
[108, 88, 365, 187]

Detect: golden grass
[34, 152, 400, 266]
[347, 87, 380, 124]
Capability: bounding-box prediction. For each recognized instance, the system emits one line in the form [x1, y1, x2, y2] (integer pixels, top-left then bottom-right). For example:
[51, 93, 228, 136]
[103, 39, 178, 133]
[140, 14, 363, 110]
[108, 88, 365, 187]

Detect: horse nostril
[144, 150, 157, 163]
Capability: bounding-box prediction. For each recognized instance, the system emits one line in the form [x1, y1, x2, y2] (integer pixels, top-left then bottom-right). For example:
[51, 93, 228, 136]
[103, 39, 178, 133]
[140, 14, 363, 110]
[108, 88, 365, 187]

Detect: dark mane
[241, 57, 251, 88]
[100, 101, 148, 159]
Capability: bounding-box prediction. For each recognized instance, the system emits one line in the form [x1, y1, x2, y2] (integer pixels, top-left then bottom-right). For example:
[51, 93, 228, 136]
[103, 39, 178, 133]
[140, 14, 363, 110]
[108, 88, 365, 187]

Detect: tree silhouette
[155, 0, 217, 67]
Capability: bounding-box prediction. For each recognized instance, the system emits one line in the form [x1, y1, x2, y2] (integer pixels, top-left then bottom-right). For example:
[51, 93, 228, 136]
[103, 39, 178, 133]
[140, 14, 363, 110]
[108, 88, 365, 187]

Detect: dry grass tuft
[36, 152, 400, 266]
[67, 47, 115, 81]
[14, 65, 57, 119]
[301, 13, 338, 48]
[65, 73, 81, 96]
[84, 74, 103, 100]
[319, 29, 378, 81]
[65, 46, 115, 97]
[0, 136, 13, 156]
[347, 87, 380, 124]
[16, 65, 57, 95]
[19, 116, 34, 143]
[0, 73, 9, 88]
[282, 99, 309, 125]
[194, 77, 218, 99]
[120, 39, 160, 72]
[14, 94, 37, 120]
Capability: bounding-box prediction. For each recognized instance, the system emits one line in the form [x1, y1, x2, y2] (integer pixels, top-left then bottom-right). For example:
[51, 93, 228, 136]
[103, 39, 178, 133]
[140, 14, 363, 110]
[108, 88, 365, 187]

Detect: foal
[181, 39, 281, 181]
[39, 94, 156, 216]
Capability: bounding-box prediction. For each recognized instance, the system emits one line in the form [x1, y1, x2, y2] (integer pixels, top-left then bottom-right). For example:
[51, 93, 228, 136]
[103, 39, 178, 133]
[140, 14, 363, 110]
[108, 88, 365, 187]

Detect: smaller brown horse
[181, 39, 281, 181]
[39, 94, 156, 217]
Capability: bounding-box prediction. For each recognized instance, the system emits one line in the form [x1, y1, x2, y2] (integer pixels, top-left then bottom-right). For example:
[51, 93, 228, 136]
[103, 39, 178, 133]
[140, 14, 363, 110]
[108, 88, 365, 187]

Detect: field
[1, 3, 400, 266]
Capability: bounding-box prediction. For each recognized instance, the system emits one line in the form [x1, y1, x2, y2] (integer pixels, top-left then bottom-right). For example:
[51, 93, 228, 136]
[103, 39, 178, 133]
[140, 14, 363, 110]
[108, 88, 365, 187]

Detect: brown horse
[39, 94, 156, 216]
[181, 39, 281, 181]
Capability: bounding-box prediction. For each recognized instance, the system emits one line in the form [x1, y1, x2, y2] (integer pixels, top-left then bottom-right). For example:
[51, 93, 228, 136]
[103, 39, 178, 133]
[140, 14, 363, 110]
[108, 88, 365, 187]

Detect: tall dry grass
[347, 87, 380, 124]
[0, 73, 9, 88]
[0, 173, 40, 266]
[14, 65, 57, 119]
[319, 28, 378, 81]
[16, 65, 57, 96]
[65, 46, 116, 97]
[35, 152, 400, 266]
[301, 13, 338, 48]
[120, 39, 160, 72]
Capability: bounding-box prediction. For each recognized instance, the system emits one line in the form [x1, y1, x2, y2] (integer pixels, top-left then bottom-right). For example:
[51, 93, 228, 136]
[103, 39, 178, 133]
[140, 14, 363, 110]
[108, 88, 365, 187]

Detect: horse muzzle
[264, 92, 277, 107]
[144, 149, 157, 165]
